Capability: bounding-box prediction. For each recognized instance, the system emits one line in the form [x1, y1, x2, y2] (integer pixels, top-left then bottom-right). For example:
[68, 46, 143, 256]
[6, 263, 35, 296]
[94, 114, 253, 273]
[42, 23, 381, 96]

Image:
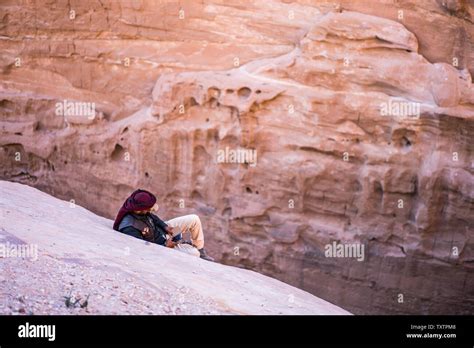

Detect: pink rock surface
[0, 1, 473, 314]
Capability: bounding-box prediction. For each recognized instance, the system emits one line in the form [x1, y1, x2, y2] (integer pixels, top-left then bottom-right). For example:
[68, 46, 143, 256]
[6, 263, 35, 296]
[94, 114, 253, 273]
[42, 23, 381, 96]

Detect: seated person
[113, 189, 214, 262]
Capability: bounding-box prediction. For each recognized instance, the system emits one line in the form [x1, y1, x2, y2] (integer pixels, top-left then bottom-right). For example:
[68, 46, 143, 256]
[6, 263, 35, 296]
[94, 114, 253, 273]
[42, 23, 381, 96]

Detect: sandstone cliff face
[0, 1, 473, 314]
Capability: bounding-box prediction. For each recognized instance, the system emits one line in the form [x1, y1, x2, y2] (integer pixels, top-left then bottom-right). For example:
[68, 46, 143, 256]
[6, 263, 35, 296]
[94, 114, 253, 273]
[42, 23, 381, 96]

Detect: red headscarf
[113, 189, 157, 231]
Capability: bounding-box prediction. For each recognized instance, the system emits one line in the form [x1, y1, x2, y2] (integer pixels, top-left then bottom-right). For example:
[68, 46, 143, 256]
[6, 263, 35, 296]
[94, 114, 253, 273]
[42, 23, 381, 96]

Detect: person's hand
[165, 239, 176, 248]
[165, 226, 175, 235]
[141, 227, 153, 240]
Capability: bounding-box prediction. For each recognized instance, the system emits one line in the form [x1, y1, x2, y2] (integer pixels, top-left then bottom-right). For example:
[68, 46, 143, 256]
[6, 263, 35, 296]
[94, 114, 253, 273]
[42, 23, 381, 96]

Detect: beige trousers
[165, 214, 205, 252]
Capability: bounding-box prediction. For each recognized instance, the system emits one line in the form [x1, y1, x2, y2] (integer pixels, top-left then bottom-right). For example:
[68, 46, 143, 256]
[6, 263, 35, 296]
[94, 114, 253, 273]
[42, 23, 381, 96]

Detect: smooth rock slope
[0, 181, 350, 315]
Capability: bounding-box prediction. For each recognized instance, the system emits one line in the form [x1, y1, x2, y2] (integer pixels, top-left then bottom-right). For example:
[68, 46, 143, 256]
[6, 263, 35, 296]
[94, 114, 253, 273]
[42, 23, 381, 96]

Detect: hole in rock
[145, 172, 149, 178]
[237, 87, 251, 99]
[401, 136, 411, 147]
[392, 128, 415, 149]
[14, 132, 22, 136]
[111, 144, 125, 161]
[191, 190, 203, 200]
[246, 187, 252, 193]
[189, 97, 198, 107]
[208, 97, 218, 108]
[256, 90, 261, 94]
[208, 87, 221, 98]
[374, 181, 383, 194]
[226, 89, 235, 94]
[0, 99, 14, 109]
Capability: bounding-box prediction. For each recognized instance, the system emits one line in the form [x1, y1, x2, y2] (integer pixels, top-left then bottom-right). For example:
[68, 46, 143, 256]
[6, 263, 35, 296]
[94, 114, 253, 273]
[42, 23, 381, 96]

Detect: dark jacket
[118, 212, 168, 245]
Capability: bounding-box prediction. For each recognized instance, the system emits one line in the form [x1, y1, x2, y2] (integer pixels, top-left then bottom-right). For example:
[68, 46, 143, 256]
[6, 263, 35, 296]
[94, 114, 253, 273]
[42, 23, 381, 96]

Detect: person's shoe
[198, 248, 215, 262]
